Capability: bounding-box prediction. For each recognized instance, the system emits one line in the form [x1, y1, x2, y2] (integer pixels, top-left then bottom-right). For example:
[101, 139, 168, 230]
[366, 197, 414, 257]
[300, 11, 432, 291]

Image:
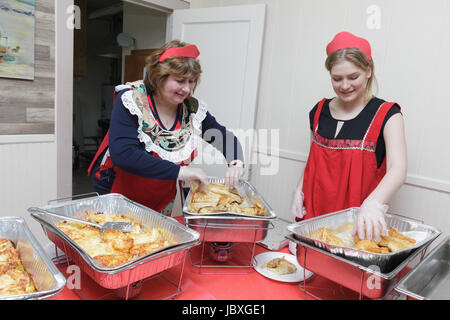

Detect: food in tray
[354, 227, 416, 253]
[309, 226, 416, 254]
[354, 239, 390, 254]
[262, 256, 297, 275]
[55, 210, 175, 267]
[0, 238, 37, 297]
[189, 183, 267, 216]
[309, 227, 346, 246]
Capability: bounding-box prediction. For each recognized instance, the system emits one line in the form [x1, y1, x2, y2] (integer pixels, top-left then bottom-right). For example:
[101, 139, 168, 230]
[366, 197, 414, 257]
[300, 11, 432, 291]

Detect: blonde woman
[89, 40, 244, 216]
[291, 32, 407, 241]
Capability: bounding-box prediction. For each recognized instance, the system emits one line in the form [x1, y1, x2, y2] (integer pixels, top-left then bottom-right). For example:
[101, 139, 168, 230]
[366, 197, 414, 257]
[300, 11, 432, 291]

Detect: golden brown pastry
[262, 256, 297, 275]
[189, 183, 267, 216]
[0, 238, 36, 296]
[309, 227, 346, 246]
[93, 254, 131, 268]
[353, 227, 416, 253]
[308, 224, 416, 254]
[56, 211, 175, 267]
[354, 239, 390, 254]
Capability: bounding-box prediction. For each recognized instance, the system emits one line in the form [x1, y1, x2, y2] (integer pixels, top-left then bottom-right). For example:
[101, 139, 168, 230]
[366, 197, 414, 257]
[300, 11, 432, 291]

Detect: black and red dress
[301, 97, 401, 219]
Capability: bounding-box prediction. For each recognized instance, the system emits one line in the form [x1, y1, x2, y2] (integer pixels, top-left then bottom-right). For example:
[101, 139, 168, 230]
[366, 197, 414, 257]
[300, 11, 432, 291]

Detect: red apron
[301, 98, 399, 220]
[109, 151, 195, 215]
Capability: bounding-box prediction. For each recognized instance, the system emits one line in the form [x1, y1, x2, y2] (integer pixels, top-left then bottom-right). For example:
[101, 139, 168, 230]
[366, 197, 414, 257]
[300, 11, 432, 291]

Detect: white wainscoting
[0, 140, 57, 246]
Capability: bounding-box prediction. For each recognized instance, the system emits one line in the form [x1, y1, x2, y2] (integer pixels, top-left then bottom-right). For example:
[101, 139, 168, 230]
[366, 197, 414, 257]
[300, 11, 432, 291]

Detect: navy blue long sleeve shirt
[108, 89, 243, 181]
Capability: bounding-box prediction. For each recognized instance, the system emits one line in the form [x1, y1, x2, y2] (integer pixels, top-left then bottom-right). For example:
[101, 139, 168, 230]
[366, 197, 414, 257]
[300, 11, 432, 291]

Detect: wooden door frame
[56, 0, 74, 199]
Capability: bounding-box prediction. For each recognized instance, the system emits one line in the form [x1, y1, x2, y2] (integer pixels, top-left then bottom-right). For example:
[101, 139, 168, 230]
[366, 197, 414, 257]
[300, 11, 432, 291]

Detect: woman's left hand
[225, 160, 245, 188]
[352, 198, 389, 241]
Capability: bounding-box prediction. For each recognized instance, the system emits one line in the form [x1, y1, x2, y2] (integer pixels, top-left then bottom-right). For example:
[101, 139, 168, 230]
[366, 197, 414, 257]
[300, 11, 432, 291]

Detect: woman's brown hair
[325, 47, 378, 102]
[144, 40, 202, 96]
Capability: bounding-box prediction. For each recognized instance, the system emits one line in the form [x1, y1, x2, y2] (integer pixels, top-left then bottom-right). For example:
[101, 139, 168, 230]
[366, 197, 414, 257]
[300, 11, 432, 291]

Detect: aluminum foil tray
[183, 177, 276, 219]
[182, 178, 276, 243]
[29, 193, 200, 289]
[287, 234, 428, 299]
[0, 216, 66, 300]
[287, 208, 441, 273]
[396, 236, 450, 300]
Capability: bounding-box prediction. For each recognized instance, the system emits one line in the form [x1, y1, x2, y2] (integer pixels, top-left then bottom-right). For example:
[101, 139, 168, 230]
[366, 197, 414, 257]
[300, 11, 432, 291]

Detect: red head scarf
[159, 44, 200, 62]
[326, 32, 372, 60]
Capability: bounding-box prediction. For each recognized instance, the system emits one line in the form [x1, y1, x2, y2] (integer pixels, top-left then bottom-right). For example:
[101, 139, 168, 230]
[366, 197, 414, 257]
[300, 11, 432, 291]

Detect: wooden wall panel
[0, 0, 55, 135]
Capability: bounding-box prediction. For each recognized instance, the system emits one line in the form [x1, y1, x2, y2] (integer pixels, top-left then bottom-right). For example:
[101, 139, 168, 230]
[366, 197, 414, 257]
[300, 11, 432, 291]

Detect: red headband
[158, 44, 200, 62]
[326, 32, 372, 60]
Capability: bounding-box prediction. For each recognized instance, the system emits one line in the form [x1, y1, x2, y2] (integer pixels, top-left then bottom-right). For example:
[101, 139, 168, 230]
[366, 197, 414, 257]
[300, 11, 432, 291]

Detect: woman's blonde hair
[144, 40, 202, 96]
[325, 48, 378, 102]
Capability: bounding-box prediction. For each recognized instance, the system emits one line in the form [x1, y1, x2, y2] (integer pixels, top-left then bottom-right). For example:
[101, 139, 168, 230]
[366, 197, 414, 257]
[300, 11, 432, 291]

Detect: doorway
[72, 0, 168, 196]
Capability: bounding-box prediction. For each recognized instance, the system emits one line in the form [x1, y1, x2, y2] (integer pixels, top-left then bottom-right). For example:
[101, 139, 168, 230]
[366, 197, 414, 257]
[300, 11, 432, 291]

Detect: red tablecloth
[46, 217, 390, 301]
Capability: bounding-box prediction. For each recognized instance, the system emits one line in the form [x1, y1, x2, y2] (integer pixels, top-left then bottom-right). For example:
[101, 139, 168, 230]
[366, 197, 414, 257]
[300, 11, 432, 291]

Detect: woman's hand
[352, 198, 389, 241]
[225, 160, 245, 188]
[178, 166, 209, 191]
[291, 189, 307, 219]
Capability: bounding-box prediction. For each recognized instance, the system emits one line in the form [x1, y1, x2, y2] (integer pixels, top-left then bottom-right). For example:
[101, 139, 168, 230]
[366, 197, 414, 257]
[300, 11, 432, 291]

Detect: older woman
[88, 40, 245, 216]
[291, 32, 407, 241]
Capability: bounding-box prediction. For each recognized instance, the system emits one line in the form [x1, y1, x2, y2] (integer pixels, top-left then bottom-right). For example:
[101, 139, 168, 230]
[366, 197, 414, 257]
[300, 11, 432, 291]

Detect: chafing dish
[395, 236, 450, 300]
[0, 216, 66, 300]
[288, 234, 430, 299]
[29, 193, 200, 291]
[287, 208, 441, 273]
[182, 178, 276, 243]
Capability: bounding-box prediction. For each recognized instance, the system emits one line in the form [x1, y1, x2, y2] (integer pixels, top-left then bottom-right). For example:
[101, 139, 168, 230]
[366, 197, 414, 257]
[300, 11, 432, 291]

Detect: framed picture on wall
[0, 0, 35, 80]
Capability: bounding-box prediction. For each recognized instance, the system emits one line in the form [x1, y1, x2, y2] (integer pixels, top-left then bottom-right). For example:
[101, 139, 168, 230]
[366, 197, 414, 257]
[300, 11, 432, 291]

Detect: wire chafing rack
[186, 222, 273, 275]
[179, 180, 275, 274]
[49, 243, 187, 300]
[287, 233, 433, 300]
[30, 193, 201, 300]
[285, 209, 440, 300]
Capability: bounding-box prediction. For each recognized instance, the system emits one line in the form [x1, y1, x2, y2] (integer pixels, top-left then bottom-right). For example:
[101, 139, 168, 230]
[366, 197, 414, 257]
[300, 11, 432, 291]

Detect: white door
[169, 4, 266, 179]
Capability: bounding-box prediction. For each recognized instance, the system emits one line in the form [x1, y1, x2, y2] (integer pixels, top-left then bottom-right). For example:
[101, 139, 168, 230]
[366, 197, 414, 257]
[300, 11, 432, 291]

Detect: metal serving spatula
[28, 207, 134, 233]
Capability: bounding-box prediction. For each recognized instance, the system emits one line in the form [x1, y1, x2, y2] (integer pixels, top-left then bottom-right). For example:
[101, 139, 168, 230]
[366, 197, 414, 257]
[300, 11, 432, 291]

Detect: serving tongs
[28, 207, 134, 233]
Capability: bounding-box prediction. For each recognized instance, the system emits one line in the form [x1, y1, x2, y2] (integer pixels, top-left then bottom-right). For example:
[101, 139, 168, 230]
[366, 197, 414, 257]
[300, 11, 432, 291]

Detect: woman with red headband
[88, 40, 245, 216]
[291, 32, 407, 241]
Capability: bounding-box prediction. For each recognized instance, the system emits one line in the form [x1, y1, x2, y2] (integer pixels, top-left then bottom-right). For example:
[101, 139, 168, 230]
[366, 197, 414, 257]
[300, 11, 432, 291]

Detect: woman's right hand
[291, 188, 307, 219]
[178, 166, 209, 191]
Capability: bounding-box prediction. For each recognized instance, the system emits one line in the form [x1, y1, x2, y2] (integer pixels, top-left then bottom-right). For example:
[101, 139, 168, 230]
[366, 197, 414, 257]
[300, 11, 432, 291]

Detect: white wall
[0, 136, 57, 246]
[0, 0, 73, 248]
[191, 0, 450, 238]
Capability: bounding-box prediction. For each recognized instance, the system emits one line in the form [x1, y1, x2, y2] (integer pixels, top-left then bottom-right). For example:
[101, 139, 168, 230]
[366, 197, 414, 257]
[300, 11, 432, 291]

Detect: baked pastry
[353, 227, 416, 253]
[56, 211, 175, 267]
[189, 183, 267, 216]
[354, 239, 390, 254]
[262, 256, 297, 275]
[0, 238, 36, 297]
[309, 227, 346, 246]
[308, 224, 416, 254]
